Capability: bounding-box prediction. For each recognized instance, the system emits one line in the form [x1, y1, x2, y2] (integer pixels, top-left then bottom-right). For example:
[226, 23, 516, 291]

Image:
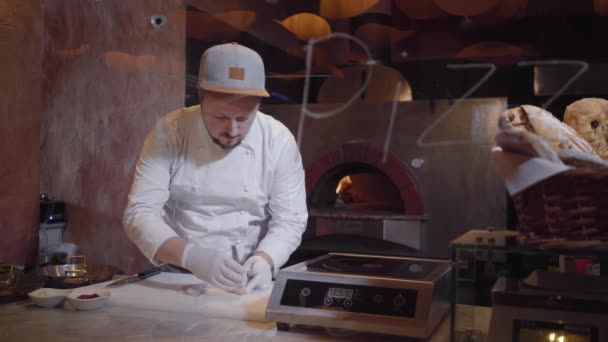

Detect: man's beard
[212, 136, 241, 149]
[203, 122, 242, 149]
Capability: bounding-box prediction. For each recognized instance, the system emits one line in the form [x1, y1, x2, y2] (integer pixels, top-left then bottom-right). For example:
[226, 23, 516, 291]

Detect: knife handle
[137, 267, 161, 279]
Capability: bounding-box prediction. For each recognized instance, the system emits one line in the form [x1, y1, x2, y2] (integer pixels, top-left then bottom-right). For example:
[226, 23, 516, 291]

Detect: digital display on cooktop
[327, 288, 353, 299]
[306, 255, 436, 280]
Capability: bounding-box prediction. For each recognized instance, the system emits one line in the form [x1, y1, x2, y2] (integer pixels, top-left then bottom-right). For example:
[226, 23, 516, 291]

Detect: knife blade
[105, 267, 161, 288]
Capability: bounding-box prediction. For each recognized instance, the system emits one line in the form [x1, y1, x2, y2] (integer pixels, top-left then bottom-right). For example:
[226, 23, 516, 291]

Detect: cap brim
[199, 83, 270, 97]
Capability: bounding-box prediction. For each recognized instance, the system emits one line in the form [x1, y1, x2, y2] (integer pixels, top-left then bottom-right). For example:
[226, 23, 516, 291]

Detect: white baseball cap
[198, 43, 270, 97]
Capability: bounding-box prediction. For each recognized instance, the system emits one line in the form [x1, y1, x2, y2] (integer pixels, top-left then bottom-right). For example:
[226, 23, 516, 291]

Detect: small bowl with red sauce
[66, 290, 110, 311]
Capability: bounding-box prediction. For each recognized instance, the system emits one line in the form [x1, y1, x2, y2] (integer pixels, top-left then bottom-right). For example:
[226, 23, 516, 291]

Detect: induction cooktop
[266, 253, 452, 338]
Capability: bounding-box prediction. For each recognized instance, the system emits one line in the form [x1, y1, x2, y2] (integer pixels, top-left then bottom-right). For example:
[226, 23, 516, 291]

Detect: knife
[231, 245, 238, 263]
[105, 267, 161, 288]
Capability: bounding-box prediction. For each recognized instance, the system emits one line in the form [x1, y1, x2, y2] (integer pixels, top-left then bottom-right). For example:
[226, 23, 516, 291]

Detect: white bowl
[28, 288, 71, 308]
[66, 291, 110, 311]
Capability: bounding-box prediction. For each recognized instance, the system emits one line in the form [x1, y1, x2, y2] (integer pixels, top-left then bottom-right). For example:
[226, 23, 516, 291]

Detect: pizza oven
[264, 99, 507, 263]
[304, 144, 426, 255]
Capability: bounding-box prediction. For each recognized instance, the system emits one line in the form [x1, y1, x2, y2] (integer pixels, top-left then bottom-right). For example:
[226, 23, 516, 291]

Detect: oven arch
[305, 142, 424, 216]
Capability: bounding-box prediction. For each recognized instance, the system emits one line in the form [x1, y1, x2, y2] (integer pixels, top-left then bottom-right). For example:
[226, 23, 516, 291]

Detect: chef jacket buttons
[245, 150, 251, 156]
[243, 187, 248, 193]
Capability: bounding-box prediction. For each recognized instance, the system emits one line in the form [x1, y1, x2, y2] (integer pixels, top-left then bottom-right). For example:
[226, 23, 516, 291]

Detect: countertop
[0, 301, 491, 341]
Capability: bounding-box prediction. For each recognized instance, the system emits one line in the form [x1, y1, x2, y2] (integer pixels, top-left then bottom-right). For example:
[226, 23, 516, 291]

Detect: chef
[123, 43, 308, 294]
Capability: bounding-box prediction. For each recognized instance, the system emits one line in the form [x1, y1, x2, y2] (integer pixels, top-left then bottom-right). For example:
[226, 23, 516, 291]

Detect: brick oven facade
[264, 98, 507, 259]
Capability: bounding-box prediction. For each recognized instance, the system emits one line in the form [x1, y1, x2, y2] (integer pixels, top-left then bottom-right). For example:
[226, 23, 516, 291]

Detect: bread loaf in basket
[495, 103, 608, 249]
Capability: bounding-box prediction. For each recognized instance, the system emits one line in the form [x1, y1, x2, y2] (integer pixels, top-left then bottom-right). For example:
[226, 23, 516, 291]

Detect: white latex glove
[181, 242, 247, 294]
[244, 255, 273, 293]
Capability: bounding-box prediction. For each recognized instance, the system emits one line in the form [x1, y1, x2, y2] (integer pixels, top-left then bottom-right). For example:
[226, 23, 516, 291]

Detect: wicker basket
[513, 167, 608, 242]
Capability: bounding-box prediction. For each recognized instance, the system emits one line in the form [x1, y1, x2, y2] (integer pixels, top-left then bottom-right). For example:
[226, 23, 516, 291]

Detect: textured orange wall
[0, 0, 43, 266]
[42, 0, 185, 272]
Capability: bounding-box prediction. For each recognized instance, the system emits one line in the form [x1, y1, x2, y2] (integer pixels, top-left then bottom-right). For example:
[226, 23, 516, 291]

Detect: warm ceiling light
[317, 64, 413, 103]
[394, 0, 446, 20]
[433, 0, 500, 17]
[319, 0, 380, 19]
[364, 65, 413, 102]
[354, 23, 414, 51]
[275, 13, 331, 41]
[456, 41, 528, 65]
[266, 43, 347, 81]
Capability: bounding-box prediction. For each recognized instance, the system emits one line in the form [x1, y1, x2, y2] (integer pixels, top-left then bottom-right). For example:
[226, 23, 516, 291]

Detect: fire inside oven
[310, 162, 404, 215]
[296, 162, 425, 261]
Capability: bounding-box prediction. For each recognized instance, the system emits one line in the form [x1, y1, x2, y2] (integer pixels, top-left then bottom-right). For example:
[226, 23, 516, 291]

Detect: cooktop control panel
[280, 279, 418, 318]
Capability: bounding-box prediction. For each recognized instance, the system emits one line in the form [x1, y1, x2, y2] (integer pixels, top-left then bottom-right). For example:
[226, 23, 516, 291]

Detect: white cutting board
[76, 272, 272, 322]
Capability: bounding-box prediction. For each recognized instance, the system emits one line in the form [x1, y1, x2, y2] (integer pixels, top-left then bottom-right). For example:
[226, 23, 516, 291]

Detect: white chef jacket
[123, 105, 308, 272]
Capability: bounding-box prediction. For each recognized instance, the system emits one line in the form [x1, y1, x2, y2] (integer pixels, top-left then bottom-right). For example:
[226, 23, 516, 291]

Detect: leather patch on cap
[229, 67, 245, 80]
